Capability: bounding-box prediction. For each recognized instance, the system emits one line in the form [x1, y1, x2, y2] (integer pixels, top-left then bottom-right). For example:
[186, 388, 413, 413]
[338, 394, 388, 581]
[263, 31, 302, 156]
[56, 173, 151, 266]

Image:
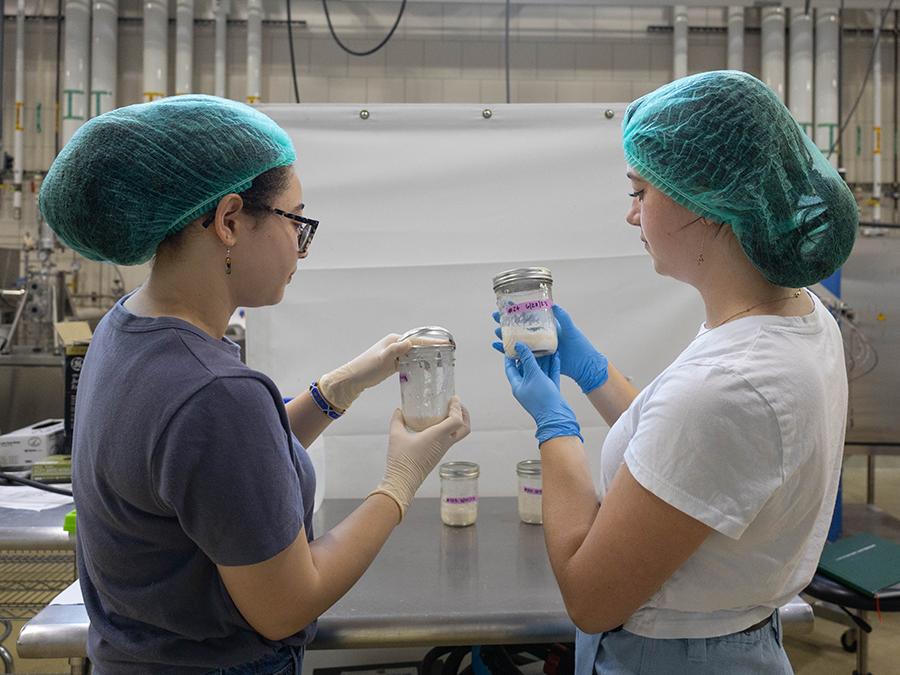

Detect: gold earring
[225, 248, 232, 276]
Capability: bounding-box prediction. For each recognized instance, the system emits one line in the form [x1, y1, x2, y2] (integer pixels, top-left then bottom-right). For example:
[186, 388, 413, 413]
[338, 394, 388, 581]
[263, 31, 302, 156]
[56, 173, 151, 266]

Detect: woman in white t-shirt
[494, 71, 857, 674]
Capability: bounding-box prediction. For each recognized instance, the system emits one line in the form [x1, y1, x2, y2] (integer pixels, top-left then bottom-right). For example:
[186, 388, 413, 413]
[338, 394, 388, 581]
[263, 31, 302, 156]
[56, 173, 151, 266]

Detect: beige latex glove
[318, 334, 412, 412]
[369, 396, 471, 520]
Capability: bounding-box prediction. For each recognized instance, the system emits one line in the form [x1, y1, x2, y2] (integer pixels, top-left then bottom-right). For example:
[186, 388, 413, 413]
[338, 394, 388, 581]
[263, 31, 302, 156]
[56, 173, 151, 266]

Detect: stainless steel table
[0, 497, 75, 673]
[17, 498, 814, 671]
[0, 501, 75, 553]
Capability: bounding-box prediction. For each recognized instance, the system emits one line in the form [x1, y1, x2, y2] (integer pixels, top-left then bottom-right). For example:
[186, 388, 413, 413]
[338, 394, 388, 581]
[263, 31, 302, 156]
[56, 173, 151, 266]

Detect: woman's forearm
[539, 435, 600, 579]
[586, 363, 639, 427]
[286, 390, 335, 448]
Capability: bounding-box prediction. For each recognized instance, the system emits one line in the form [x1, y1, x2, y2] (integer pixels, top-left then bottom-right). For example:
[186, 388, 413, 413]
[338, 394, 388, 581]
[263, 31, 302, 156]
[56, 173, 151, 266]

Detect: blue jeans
[575, 611, 793, 675]
[210, 645, 305, 675]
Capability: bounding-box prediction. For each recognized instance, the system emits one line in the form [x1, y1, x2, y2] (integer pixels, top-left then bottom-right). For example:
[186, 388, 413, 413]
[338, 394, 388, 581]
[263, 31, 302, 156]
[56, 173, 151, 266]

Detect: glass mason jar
[440, 461, 479, 527]
[492, 267, 558, 358]
[516, 459, 543, 524]
[397, 326, 456, 432]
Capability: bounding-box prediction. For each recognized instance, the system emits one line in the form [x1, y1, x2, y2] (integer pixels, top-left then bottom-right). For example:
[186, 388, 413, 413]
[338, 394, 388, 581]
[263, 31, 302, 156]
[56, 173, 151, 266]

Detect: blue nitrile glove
[494, 306, 609, 393]
[552, 306, 609, 392]
[501, 342, 582, 445]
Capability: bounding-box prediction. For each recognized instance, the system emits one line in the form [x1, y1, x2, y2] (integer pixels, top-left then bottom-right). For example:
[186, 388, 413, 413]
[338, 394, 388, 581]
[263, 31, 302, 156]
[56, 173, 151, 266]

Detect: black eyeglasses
[201, 203, 319, 255]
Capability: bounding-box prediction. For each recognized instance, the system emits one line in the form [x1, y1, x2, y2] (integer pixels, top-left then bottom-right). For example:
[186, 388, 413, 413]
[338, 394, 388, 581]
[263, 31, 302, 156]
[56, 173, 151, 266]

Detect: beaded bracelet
[309, 381, 344, 419]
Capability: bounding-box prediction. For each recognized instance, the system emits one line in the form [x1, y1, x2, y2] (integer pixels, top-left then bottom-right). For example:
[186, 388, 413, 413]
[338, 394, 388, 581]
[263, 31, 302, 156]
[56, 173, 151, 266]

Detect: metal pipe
[247, 0, 262, 103]
[816, 8, 840, 167]
[214, 0, 230, 98]
[873, 14, 882, 223]
[14, 0, 26, 221]
[673, 5, 688, 80]
[143, 0, 168, 101]
[789, 8, 813, 139]
[175, 0, 194, 95]
[1, 287, 30, 354]
[891, 9, 900, 222]
[62, 0, 90, 148]
[0, 0, 5, 163]
[91, 0, 118, 116]
[727, 6, 744, 71]
[762, 6, 786, 101]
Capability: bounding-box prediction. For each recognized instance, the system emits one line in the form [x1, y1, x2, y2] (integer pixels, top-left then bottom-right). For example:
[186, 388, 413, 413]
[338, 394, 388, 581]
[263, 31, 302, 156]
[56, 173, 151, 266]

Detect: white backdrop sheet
[247, 104, 705, 498]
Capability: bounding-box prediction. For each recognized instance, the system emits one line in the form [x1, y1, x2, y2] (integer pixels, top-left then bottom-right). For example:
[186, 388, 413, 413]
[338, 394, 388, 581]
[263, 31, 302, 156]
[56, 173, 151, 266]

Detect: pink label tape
[443, 496, 478, 505]
[504, 299, 553, 315]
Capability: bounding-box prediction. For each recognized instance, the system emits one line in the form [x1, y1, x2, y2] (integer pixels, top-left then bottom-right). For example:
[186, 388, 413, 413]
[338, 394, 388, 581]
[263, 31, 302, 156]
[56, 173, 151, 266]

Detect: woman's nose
[625, 199, 641, 227]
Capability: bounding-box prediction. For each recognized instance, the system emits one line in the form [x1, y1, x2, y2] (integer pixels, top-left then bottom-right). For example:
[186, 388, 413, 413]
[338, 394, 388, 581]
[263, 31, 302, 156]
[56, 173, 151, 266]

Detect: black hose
[322, 0, 406, 57]
[828, 0, 896, 161]
[0, 471, 73, 497]
[286, 0, 301, 103]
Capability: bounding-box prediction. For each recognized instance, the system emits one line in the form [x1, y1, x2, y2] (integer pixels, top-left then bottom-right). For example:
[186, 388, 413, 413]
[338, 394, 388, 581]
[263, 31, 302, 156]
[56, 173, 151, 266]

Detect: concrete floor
[3, 455, 900, 674]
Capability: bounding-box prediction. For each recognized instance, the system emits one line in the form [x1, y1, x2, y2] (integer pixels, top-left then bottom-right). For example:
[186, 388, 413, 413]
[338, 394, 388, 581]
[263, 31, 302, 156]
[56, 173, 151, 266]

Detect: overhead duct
[14, 0, 25, 220]
[815, 9, 840, 168]
[91, 0, 117, 116]
[761, 6, 786, 101]
[673, 5, 688, 80]
[873, 17, 883, 223]
[727, 6, 744, 71]
[214, 0, 229, 98]
[62, 0, 90, 146]
[175, 0, 194, 95]
[247, 0, 262, 103]
[144, 0, 168, 101]
[789, 8, 813, 139]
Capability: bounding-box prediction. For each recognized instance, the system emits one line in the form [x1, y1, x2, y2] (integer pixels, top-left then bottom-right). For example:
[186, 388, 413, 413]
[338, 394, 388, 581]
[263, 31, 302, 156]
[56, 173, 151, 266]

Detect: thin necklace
[700, 290, 802, 335]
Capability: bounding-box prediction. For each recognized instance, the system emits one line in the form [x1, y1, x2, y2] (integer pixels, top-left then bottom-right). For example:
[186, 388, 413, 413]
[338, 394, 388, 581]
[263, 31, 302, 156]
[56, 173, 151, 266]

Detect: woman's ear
[211, 194, 244, 247]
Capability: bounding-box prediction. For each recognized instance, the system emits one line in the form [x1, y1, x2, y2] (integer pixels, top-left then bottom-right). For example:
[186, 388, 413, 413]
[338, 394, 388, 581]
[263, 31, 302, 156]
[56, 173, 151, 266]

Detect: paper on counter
[49, 580, 84, 605]
[0, 485, 74, 511]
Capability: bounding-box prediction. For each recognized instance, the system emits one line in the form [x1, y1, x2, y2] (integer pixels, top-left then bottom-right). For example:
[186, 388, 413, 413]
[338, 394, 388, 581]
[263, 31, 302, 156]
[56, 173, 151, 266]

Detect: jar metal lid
[492, 266, 553, 292]
[399, 325, 456, 350]
[516, 459, 542, 476]
[439, 461, 479, 478]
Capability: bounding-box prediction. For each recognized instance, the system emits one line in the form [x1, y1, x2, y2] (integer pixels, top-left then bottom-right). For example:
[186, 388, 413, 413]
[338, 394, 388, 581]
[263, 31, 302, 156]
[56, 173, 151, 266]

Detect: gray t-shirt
[72, 296, 317, 673]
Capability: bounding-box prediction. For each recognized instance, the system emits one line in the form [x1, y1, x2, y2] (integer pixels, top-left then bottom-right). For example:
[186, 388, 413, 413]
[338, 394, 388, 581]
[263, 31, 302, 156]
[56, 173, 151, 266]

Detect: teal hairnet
[39, 95, 296, 265]
[622, 71, 858, 288]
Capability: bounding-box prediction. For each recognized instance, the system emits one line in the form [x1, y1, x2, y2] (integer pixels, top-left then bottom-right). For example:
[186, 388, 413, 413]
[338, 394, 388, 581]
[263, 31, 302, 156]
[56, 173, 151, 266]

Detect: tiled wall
[0, 2, 892, 291]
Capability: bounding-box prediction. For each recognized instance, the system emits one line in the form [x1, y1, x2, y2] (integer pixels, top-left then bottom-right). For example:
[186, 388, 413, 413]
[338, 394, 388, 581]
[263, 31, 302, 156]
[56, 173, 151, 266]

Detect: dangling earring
[697, 222, 707, 265]
[225, 248, 232, 276]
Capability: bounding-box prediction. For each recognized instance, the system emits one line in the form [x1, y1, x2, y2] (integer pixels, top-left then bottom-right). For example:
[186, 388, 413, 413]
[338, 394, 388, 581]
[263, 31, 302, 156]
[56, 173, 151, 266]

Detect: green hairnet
[622, 71, 858, 288]
[39, 95, 296, 265]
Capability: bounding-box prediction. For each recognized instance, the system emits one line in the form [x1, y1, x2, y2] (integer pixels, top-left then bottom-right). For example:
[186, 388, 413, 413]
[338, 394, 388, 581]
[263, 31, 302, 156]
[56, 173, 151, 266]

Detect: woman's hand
[369, 396, 471, 520]
[318, 334, 412, 411]
[493, 305, 609, 393]
[501, 343, 582, 445]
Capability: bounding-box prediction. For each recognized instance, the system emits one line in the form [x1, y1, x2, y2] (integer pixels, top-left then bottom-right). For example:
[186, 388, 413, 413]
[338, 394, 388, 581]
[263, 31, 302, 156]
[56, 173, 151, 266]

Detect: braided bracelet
[309, 381, 345, 419]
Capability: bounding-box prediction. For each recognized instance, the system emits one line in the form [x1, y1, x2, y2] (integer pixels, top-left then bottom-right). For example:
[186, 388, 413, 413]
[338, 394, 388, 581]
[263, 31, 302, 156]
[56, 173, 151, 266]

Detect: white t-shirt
[600, 291, 847, 638]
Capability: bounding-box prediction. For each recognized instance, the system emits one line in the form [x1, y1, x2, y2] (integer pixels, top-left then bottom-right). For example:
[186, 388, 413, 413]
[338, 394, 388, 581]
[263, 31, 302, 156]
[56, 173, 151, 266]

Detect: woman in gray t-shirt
[39, 95, 471, 674]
